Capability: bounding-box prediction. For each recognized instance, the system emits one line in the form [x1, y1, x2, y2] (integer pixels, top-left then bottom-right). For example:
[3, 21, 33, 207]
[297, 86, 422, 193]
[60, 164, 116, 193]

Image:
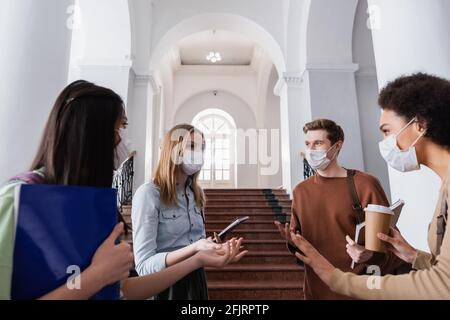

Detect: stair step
[205, 188, 286, 192]
[239, 251, 297, 264]
[207, 229, 282, 240]
[206, 195, 291, 201]
[204, 191, 288, 196]
[206, 264, 304, 282]
[206, 212, 289, 222]
[205, 208, 290, 214]
[205, 205, 291, 211]
[241, 239, 288, 251]
[207, 280, 303, 300]
[205, 220, 278, 230]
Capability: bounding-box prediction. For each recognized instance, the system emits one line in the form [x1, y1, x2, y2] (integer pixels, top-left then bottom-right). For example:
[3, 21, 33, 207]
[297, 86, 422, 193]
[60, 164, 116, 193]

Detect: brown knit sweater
[291, 169, 409, 300]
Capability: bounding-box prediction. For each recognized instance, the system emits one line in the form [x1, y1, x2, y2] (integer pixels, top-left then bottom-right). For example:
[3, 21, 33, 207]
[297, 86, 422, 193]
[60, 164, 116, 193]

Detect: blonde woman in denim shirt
[132, 124, 247, 300]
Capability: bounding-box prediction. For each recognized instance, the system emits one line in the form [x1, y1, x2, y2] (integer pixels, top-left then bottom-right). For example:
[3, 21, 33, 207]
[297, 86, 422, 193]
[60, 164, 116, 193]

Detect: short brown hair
[303, 119, 345, 145]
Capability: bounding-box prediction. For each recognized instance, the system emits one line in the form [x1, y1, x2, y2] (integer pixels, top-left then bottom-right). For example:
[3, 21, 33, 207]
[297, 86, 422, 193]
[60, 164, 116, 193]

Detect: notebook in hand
[389, 199, 405, 227]
[11, 184, 120, 300]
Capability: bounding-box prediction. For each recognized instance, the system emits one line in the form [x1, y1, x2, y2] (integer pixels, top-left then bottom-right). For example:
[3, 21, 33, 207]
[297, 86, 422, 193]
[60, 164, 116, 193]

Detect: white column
[277, 66, 365, 193]
[368, 0, 450, 250]
[127, 71, 159, 192]
[277, 73, 306, 193]
[0, 0, 74, 184]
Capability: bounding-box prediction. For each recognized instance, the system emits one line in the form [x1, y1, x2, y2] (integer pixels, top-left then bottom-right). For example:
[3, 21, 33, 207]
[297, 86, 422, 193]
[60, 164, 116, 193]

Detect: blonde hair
[154, 124, 206, 208]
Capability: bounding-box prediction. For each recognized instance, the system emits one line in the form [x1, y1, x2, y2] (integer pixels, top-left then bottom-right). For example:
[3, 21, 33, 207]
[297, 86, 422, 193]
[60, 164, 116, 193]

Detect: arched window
[192, 109, 237, 188]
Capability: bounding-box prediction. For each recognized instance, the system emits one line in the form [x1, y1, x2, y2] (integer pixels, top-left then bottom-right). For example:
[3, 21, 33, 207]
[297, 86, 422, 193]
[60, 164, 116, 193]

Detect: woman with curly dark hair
[289, 73, 450, 299]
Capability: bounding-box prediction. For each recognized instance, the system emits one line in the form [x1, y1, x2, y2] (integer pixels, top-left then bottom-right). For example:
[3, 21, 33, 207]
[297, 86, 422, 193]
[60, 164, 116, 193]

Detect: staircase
[204, 188, 304, 300]
[121, 188, 304, 300]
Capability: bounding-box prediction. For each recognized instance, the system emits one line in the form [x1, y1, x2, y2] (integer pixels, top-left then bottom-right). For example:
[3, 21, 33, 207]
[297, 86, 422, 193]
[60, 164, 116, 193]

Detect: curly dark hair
[379, 73, 450, 149]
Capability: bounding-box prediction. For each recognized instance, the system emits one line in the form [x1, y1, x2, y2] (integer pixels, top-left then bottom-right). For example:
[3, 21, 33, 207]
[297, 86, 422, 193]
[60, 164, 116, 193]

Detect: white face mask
[181, 150, 204, 176]
[305, 143, 338, 171]
[114, 140, 131, 170]
[378, 118, 426, 173]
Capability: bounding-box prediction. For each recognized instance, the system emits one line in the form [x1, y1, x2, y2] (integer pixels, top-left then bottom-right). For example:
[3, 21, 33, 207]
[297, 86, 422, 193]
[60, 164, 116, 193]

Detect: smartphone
[214, 216, 250, 242]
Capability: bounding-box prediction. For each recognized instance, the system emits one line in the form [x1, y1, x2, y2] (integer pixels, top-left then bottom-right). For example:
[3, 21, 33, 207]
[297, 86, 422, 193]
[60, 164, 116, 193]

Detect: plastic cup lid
[364, 204, 393, 215]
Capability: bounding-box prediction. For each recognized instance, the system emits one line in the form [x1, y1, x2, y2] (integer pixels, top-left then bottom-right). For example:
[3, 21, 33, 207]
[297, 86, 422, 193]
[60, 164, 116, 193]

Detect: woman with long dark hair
[0, 80, 245, 300]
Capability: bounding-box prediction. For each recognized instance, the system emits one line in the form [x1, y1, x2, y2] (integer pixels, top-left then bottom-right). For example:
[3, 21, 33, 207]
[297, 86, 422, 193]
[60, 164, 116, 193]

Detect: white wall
[307, 69, 365, 171]
[0, 0, 73, 184]
[170, 68, 258, 129]
[353, 0, 390, 197]
[261, 67, 283, 188]
[368, 0, 450, 250]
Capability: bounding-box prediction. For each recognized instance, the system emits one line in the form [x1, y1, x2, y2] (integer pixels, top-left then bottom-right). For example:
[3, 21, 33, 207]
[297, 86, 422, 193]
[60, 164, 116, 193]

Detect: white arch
[149, 13, 286, 77]
[173, 90, 257, 130]
[192, 108, 237, 130]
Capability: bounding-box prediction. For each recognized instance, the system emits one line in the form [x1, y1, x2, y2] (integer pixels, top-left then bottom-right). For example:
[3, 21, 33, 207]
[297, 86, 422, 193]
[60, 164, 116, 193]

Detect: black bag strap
[346, 169, 365, 225]
[436, 199, 448, 255]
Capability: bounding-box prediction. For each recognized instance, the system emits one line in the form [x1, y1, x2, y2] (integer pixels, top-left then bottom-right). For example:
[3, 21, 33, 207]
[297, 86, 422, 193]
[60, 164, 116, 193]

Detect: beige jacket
[330, 163, 450, 300]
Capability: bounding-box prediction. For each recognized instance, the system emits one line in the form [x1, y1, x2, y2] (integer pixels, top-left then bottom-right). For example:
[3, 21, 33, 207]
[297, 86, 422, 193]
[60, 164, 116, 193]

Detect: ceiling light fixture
[206, 30, 222, 63]
[206, 51, 222, 63]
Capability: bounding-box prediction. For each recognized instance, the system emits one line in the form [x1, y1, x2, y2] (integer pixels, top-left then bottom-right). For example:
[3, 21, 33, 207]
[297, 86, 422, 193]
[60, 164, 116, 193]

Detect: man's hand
[274, 221, 295, 242]
[345, 235, 374, 264]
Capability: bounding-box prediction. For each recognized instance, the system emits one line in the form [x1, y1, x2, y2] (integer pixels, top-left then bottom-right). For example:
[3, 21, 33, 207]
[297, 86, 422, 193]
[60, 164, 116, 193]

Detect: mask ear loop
[325, 142, 339, 159]
[396, 117, 418, 138]
[411, 129, 427, 148]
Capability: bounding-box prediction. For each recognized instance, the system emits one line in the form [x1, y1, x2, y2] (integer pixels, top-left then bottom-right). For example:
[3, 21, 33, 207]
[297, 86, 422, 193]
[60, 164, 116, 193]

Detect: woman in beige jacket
[291, 73, 450, 300]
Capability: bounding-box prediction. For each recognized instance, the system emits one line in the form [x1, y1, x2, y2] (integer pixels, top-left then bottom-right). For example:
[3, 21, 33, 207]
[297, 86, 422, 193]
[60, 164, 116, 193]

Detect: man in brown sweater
[276, 119, 409, 299]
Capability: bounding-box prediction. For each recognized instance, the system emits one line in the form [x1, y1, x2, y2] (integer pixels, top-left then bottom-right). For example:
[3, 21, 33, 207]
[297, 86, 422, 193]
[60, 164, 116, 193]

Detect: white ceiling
[178, 30, 257, 66]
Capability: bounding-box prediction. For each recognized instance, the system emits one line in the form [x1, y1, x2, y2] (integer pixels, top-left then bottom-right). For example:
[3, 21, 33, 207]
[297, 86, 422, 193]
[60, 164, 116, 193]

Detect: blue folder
[11, 184, 120, 300]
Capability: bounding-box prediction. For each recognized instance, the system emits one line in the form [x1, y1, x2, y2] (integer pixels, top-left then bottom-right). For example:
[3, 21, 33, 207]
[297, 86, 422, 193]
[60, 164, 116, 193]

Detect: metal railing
[113, 151, 136, 209]
[300, 152, 316, 180]
[303, 157, 316, 180]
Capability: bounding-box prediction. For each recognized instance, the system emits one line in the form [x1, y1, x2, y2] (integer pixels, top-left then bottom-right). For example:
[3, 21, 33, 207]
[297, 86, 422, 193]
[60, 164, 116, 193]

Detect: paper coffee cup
[364, 204, 393, 253]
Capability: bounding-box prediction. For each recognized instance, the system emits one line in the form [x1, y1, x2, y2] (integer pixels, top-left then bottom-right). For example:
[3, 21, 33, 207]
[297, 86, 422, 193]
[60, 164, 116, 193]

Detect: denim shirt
[131, 180, 206, 276]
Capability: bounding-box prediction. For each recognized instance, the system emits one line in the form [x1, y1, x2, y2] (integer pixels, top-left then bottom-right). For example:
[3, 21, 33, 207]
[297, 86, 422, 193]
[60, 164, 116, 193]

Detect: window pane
[223, 171, 230, 181]
[215, 171, 222, 181]
[223, 160, 230, 169]
[216, 160, 223, 170]
[205, 118, 213, 130]
[204, 170, 211, 180]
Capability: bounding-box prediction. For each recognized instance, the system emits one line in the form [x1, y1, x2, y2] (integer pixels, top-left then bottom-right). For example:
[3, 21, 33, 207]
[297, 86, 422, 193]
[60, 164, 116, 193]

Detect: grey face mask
[181, 150, 204, 176]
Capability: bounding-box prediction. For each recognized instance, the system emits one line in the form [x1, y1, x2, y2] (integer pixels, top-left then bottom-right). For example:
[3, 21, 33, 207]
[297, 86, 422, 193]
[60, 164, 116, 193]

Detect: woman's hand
[345, 235, 374, 263]
[194, 238, 222, 252]
[377, 228, 418, 264]
[196, 238, 248, 268]
[89, 222, 134, 286]
[290, 232, 335, 286]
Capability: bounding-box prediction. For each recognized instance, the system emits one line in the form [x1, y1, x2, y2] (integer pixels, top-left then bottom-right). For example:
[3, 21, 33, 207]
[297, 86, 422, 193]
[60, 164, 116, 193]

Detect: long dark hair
[31, 80, 125, 188]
